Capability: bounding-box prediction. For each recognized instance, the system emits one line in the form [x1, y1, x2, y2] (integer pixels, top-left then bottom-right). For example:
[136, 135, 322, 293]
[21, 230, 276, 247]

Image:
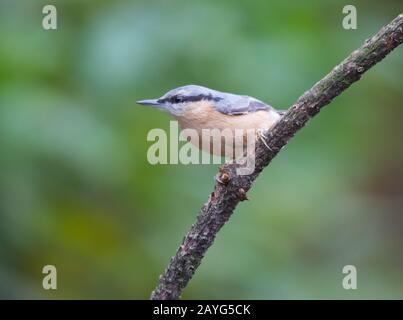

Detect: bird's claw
[256, 129, 272, 151]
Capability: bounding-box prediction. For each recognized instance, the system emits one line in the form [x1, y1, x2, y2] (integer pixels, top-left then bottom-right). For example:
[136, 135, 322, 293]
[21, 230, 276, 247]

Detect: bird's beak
[136, 99, 160, 106]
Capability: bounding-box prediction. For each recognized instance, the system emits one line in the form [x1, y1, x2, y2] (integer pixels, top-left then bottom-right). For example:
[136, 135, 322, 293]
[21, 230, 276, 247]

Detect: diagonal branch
[151, 14, 403, 300]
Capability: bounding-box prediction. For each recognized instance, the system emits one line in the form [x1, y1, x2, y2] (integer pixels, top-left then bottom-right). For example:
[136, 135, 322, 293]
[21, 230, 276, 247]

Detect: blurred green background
[0, 0, 402, 299]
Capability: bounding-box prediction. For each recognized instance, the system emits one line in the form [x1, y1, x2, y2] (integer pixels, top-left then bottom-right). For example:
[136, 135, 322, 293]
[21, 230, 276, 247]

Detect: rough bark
[151, 14, 403, 300]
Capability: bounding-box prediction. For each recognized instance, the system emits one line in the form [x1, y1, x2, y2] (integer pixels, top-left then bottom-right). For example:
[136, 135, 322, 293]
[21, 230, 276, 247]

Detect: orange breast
[175, 101, 280, 157]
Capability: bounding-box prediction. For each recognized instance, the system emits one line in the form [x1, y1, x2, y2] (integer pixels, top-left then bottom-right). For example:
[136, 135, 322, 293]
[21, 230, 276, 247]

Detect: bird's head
[137, 85, 223, 116]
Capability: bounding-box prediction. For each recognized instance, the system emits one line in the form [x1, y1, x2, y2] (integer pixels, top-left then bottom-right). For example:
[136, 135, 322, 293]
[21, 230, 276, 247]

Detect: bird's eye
[171, 96, 183, 104]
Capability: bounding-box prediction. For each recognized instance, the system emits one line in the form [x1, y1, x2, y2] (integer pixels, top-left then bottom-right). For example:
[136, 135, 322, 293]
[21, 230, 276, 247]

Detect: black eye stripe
[159, 94, 222, 104]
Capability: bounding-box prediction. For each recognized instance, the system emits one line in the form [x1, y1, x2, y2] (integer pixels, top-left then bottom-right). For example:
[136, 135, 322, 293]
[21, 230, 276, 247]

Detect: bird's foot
[256, 129, 272, 151]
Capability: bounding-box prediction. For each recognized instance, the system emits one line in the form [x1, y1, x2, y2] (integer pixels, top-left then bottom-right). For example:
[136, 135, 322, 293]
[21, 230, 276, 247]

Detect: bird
[137, 85, 285, 158]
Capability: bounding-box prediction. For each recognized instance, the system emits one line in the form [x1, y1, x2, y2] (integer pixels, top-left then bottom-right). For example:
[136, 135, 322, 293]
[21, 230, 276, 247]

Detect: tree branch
[151, 14, 403, 300]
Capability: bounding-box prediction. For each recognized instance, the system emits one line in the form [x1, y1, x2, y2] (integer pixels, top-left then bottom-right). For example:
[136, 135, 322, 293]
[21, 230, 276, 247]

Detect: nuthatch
[137, 85, 285, 157]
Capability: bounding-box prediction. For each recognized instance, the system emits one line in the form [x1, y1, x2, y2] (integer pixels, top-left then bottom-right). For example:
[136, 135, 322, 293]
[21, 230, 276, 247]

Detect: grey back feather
[213, 93, 271, 115]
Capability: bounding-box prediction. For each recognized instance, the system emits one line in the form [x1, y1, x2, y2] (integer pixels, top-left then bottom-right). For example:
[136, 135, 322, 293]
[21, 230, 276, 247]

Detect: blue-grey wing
[213, 95, 272, 115]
